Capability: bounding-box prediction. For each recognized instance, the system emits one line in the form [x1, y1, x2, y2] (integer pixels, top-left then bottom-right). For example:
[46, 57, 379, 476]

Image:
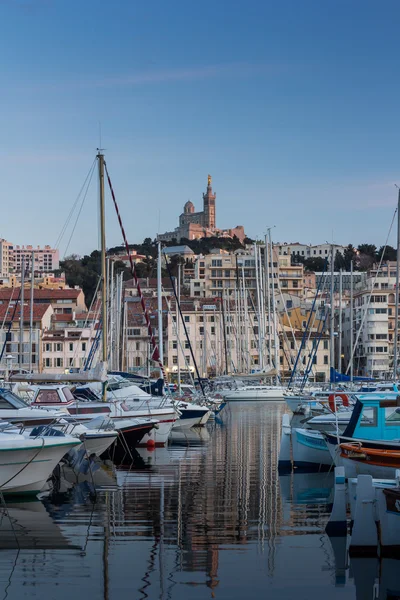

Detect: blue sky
[1, 0, 400, 256]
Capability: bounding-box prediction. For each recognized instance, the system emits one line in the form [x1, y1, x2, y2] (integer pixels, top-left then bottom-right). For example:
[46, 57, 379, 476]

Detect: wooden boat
[339, 442, 400, 478]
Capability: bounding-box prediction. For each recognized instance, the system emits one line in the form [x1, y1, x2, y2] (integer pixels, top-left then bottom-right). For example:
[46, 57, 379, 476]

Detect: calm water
[0, 403, 395, 599]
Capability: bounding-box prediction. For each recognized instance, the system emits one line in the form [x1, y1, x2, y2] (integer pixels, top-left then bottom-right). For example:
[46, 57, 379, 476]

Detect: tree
[303, 257, 326, 272]
[357, 243, 377, 258]
[334, 250, 346, 271]
[377, 245, 397, 262]
[342, 244, 358, 271]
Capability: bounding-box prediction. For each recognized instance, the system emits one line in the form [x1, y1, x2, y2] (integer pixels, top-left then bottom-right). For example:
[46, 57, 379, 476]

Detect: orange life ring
[328, 393, 349, 412]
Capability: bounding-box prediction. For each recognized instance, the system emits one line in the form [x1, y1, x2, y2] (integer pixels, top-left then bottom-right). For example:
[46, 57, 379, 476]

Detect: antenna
[99, 121, 102, 150]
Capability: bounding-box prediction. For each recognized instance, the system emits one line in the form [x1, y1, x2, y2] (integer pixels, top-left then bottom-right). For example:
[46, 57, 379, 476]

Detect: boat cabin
[344, 396, 400, 441]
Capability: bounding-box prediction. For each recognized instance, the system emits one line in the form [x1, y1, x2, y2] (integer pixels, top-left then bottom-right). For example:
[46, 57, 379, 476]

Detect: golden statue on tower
[208, 174, 212, 186]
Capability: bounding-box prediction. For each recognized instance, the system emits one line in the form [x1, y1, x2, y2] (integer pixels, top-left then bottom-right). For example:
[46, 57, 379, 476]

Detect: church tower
[202, 174, 216, 229]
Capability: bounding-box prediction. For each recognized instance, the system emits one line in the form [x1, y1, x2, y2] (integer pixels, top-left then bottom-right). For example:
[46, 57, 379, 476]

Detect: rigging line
[63, 159, 97, 258]
[71, 275, 102, 364]
[54, 157, 97, 250]
[103, 161, 168, 386]
[0, 288, 22, 364]
[345, 206, 397, 375]
[0, 287, 16, 341]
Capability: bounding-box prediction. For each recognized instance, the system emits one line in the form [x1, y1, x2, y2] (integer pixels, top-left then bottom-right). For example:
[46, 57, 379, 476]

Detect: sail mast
[98, 151, 108, 398]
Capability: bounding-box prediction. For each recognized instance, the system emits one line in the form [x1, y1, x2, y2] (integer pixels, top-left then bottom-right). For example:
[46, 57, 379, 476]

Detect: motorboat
[0, 424, 80, 495]
[30, 384, 177, 447]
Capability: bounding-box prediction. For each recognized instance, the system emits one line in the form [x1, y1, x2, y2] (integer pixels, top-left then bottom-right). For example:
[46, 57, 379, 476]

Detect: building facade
[13, 245, 60, 274]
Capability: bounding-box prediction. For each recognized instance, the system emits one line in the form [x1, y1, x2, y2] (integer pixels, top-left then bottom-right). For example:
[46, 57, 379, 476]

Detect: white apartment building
[342, 262, 397, 378]
[0, 239, 14, 278]
[275, 242, 346, 263]
[13, 245, 60, 274]
[189, 246, 305, 299]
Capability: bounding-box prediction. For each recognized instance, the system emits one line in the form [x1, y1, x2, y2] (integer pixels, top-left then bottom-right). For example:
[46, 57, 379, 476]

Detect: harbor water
[0, 403, 388, 599]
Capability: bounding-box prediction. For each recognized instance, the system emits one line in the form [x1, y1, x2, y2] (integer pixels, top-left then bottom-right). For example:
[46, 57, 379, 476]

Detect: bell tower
[203, 174, 216, 229]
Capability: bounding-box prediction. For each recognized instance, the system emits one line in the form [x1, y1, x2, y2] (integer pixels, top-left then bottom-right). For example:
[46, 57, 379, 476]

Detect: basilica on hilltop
[158, 175, 245, 243]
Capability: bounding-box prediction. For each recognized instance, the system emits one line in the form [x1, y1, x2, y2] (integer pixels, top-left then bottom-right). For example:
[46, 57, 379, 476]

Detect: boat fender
[146, 438, 156, 450]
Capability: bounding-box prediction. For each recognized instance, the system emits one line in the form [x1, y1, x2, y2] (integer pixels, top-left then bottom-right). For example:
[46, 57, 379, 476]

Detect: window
[56, 343, 62, 352]
[292, 280, 298, 288]
[376, 308, 387, 314]
[55, 358, 63, 368]
[36, 389, 60, 403]
[44, 343, 52, 352]
[211, 327, 215, 335]
[69, 343, 74, 352]
[385, 407, 400, 425]
[324, 355, 328, 365]
[359, 407, 377, 427]
[199, 327, 204, 335]
[194, 282, 200, 287]
[376, 333, 387, 340]
[172, 341, 177, 349]
[69, 358, 74, 366]
[82, 342, 86, 351]
[286, 300, 293, 309]
[135, 357, 141, 367]
[43, 358, 52, 368]
[323, 340, 328, 350]
[184, 316, 190, 322]
[172, 356, 178, 364]
[136, 342, 140, 350]
[224, 270, 230, 277]
[211, 259, 222, 267]
[185, 356, 191, 364]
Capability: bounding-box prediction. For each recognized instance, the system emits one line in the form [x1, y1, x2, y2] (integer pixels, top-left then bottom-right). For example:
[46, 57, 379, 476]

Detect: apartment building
[0, 303, 53, 371]
[42, 327, 93, 373]
[275, 242, 346, 263]
[13, 245, 60, 274]
[0, 287, 86, 315]
[341, 262, 396, 378]
[189, 246, 305, 299]
[0, 239, 14, 278]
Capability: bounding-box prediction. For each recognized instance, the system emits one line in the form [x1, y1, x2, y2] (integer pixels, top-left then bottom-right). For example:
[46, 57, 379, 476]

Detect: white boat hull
[224, 388, 284, 401]
[0, 438, 80, 495]
[82, 432, 118, 457]
[292, 428, 333, 469]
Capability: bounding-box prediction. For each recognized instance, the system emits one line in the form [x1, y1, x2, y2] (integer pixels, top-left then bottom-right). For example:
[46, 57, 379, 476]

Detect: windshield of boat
[0, 388, 29, 409]
[62, 387, 75, 401]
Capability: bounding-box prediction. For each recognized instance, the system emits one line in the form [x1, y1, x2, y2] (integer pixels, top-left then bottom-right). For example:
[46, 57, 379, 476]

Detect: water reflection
[0, 403, 367, 599]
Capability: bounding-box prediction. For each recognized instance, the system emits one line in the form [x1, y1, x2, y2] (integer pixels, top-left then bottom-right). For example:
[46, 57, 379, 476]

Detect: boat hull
[0, 439, 80, 495]
[224, 388, 284, 401]
[292, 428, 333, 469]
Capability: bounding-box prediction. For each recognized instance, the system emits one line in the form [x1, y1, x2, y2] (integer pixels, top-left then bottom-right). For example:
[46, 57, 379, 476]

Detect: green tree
[357, 243, 377, 258]
[342, 244, 358, 270]
[377, 245, 397, 262]
[303, 257, 326, 271]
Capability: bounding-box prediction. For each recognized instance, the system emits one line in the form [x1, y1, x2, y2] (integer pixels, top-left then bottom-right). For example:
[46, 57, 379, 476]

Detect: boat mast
[268, 229, 279, 383]
[264, 234, 272, 369]
[330, 244, 335, 386]
[254, 243, 263, 370]
[98, 151, 108, 399]
[394, 187, 400, 380]
[350, 259, 354, 383]
[29, 250, 34, 372]
[157, 241, 164, 378]
[338, 268, 343, 375]
[19, 256, 25, 372]
[176, 262, 181, 394]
